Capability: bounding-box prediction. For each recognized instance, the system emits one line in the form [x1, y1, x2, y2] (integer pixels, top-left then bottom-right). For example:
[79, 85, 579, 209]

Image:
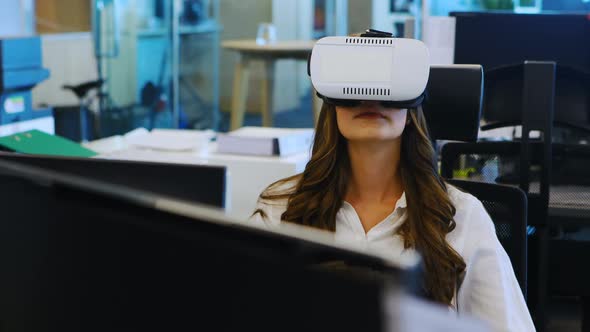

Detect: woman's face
[335, 101, 408, 142]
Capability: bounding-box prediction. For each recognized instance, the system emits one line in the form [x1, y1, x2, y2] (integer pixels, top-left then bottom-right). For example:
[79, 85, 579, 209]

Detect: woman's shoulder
[446, 184, 480, 211]
[445, 183, 501, 263]
[251, 175, 301, 225]
[258, 175, 301, 203]
[446, 183, 496, 235]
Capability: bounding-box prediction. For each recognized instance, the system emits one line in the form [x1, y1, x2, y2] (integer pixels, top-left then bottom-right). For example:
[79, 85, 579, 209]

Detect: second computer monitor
[0, 159, 415, 331]
[451, 12, 590, 73]
[0, 152, 227, 208]
[451, 12, 590, 133]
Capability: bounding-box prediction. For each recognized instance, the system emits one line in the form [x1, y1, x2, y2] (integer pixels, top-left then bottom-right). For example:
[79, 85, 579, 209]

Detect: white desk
[85, 138, 310, 220]
[0, 116, 54, 136]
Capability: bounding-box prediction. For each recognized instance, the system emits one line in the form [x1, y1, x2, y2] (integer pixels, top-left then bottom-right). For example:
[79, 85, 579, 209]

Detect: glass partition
[91, 0, 221, 137]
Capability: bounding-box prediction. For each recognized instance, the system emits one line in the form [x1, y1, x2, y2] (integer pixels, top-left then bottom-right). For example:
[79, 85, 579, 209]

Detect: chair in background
[423, 63, 531, 296]
[425, 64, 530, 300]
[423, 64, 484, 143]
[441, 61, 557, 331]
[62, 79, 105, 142]
[442, 141, 590, 332]
[447, 179, 528, 298]
[544, 144, 590, 332]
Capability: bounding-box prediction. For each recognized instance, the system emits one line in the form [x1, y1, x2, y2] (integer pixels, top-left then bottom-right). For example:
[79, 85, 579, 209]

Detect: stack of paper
[217, 127, 314, 157]
[124, 128, 215, 152]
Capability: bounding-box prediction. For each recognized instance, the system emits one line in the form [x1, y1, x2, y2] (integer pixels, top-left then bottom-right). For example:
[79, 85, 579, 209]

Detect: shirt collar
[395, 192, 407, 210]
[342, 191, 407, 210]
[339, 191, 408, 238]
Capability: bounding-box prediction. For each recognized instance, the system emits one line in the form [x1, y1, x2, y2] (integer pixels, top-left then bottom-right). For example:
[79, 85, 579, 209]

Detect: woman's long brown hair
[253, 102, 466, 305]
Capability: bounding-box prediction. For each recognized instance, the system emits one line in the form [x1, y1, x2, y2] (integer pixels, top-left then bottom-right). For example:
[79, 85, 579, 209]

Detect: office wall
[348, 1, 373, 37]
[0, 0, 34, 37]
[0, 0, 91, 108]
[32, 33, 98, 108]
[219, 0, 273, 114]
[347, 0, 395, 35]
[272, 1, 314, 111]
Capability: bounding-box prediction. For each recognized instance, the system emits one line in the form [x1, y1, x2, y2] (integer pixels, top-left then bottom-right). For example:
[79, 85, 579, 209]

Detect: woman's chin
[346, 129, 402, 142]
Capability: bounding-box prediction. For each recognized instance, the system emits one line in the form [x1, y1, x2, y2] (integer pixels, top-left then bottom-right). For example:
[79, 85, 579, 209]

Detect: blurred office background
[1, 1, 589, 331]
[0, 0, 586, 141]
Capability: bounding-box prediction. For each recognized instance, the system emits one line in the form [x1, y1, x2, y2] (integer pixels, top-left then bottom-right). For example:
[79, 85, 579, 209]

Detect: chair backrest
[447, 179, 528, 298]
[423, 64, 483, 142]
[440, 140, 581, 229]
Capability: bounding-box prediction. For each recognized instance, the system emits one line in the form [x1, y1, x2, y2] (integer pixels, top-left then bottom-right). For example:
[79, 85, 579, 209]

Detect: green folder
[0, 130, 97, 158]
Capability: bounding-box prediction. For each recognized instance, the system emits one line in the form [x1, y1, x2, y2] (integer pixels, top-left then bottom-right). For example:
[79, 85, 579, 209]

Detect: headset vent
[342, 87, 391, 96]
[345, 38, 393, 45]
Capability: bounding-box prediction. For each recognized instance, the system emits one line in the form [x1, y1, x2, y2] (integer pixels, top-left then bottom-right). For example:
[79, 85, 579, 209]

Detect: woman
[250, 100, 535, 331]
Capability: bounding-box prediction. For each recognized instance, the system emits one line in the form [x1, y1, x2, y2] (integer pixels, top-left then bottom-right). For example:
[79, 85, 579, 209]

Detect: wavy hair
[254, 102, 466, 305]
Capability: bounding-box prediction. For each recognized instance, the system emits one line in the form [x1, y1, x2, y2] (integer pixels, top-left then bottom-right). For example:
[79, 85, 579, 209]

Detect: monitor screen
[0, 160, 417, 331]
[451, 12, 590, 73]
[451, 12, 590, 132]
[0, 152, 227, 208]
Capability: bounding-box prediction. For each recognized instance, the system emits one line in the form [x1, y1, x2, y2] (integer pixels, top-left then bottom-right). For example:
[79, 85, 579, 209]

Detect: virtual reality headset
[308, 30, 430, 109]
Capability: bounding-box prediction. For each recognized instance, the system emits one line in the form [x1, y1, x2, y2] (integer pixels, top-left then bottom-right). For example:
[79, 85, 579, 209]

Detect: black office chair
[544, 144, 590, 332]
[440, 61, 555, 331]
[424, 64, 530, 297]
[424, 64, 484, 143]
[441, 141, 590, 331]
[447, 179, 528, 298]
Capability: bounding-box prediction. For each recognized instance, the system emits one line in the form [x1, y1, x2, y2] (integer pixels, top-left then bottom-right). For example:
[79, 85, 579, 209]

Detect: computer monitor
[451, 12, 590, 134]
[0, 152, 227, 208]
[0, 159, 422, 331]
[451, 12, 590, 73]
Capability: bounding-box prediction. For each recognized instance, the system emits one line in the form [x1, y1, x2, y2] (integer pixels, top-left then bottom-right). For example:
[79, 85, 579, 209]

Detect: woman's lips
[355, 111, 387, 119]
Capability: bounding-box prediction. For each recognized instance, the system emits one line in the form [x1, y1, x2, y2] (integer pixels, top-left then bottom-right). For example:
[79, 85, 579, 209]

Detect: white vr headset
[308, 30, 430, 108]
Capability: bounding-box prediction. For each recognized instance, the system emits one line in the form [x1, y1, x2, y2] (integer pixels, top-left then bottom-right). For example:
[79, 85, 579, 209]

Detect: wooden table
[222, 39, 321, 130]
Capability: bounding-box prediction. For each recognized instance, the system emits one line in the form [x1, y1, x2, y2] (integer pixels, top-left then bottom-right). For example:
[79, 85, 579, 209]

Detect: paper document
[422, 17, 456, 65]
[124, 128, 215, 152]
[217, 127, 314, 156]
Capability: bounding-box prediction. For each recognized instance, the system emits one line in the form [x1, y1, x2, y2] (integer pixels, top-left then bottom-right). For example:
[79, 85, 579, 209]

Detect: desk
[85, 138, 310, 220]
[525, 182, 590, 222]
[222, 39, 321, 130]
[0, 116, 54, 136]
[548, 185, 590, 221]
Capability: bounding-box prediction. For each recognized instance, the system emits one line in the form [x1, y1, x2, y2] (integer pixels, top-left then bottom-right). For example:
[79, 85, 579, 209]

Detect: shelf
[136, 20, 222, 37]
[179, 21, 223, 35]
[389, 12, 413, 22]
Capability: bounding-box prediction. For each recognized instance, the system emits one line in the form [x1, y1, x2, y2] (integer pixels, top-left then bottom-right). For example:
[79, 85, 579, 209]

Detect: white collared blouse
[250, 183, 535, 332]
